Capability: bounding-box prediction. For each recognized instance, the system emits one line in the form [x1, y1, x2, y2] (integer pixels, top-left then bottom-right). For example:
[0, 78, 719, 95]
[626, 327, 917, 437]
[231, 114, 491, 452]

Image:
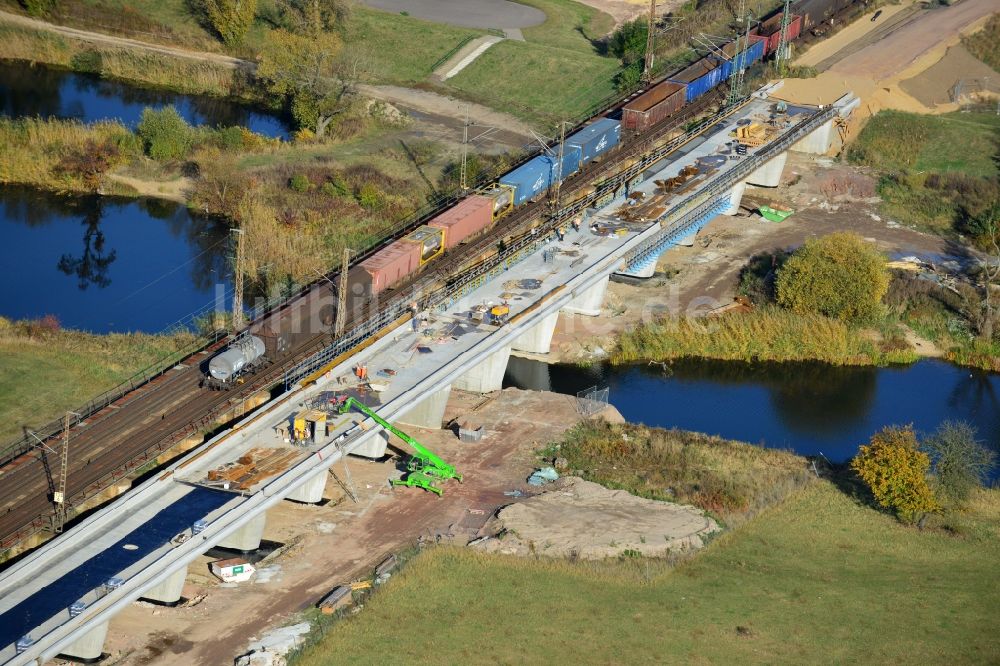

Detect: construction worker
[556, 227, 565, 242]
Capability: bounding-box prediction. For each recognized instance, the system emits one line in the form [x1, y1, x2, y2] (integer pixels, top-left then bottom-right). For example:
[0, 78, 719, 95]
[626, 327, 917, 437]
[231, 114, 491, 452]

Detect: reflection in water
[0, 59, 291, 138]
[56, 200, 117, 290]
[1, 185, 230, 332]
[504, 356, 1000, 468]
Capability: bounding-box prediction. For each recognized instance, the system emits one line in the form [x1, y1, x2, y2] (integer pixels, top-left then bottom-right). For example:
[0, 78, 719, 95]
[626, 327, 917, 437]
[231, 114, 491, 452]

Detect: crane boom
[337, 397, 461, 494]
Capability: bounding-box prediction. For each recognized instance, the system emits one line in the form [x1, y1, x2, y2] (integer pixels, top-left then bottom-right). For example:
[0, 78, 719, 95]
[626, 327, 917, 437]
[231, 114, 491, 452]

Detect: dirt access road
[0, 10, 534, 142]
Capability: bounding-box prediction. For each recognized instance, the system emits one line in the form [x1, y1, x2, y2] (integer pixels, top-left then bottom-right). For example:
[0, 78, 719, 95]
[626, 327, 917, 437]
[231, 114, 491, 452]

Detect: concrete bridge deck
[0, 90, 853, 665]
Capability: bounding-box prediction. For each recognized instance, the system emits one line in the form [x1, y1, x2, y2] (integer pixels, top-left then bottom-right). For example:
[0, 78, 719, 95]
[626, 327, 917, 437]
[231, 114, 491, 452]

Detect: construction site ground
[544, 151, 965, 363]
[777, 0, 996, 121]
[99, 388, 623, 666]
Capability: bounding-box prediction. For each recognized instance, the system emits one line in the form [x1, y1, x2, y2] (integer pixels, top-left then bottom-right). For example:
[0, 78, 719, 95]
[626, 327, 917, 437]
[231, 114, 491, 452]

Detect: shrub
[20, 0, 55, 16]
[55, 139, 121, 189]
[851, 426, 939, 524]
[201, 0, 258, 46]
[136, 106, 194, 161]
[289, 174, 311, 192]
[922, 421, 996, 504]
[216, 125, 245, 151]
[322, 173, 350, 198]
[357, 182, 381, 209]
[776, 232, 889, 323]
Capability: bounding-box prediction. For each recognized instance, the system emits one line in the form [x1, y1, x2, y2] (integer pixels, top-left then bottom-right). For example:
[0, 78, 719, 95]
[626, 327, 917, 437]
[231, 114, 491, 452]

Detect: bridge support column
[218, 512, 266, 552]
[454, 345, 511, 393]
[286, 471, 328, 504]
[351, 430, 389, 459]
[563, 277, 609, 317]
[398, 384, 452, 429]
[140, 566, 187, 605]
[792, 118, 834, 155]
[59, 621, 108, 663]
[746, 152, 787, 187]
[720, 181, 747, 215]
[616, 253, 659, 278]
[512, 313, 560, 355]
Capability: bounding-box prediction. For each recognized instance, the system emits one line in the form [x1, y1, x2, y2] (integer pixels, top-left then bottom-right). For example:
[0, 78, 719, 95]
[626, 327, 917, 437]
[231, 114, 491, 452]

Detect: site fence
[576, 386, 610, 417]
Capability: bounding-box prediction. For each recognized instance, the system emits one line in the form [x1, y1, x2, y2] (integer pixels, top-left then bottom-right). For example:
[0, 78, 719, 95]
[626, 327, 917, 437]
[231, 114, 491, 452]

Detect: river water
[0, 186, 230, 333]
[0, 60, 290, 138]
[505, 356, 1000, 466]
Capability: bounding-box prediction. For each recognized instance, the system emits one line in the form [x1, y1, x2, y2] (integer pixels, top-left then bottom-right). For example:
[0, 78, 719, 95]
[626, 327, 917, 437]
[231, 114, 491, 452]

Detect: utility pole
[775, 0, 793, 75]
[232, 227, 246, 331]
[54, 411, 77, 534]
[460, 106, 470, 191]
[335, 247, 351, 335]
[642, 0, 657, 83]
[551, 121, 568, 213]
[727, 2, 752, 107]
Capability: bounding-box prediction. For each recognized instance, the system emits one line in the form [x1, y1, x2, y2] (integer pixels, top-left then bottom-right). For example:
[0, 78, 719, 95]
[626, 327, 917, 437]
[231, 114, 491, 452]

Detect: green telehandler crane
[336, 396, 462, 496]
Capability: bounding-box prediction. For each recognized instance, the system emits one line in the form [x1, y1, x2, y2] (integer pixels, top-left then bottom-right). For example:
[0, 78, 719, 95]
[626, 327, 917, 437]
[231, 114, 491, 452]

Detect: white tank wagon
[204, 329, 288, 388]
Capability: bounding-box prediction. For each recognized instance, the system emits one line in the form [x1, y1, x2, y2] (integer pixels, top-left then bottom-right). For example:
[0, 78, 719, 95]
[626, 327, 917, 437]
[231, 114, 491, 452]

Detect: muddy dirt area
[100, 388, 622, 665]
[475, 477, 719, 559]
[544, 152, 963, 363]
[899, 44, 1000, 107]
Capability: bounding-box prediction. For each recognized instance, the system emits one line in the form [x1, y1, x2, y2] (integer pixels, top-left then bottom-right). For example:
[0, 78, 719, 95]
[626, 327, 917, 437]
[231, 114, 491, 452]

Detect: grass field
[340, 7, 485, 84]
[0, 318, 195, 441]
[292, 480, 1000, 664]
[962, 12, 1000, 72]
[849, 110, 1000, 179]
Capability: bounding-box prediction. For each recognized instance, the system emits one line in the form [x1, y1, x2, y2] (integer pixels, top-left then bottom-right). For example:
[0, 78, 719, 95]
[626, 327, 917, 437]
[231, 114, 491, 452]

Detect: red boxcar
[428, 195, 494, 249]
[753, 14, 803, 56]
[622, 81, 686, 131]
[357, 240, 421, 297]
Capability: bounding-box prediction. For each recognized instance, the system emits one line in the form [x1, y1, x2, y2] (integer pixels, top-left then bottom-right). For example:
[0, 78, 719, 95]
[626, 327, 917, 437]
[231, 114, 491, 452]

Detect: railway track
[0, 90, 728, 555]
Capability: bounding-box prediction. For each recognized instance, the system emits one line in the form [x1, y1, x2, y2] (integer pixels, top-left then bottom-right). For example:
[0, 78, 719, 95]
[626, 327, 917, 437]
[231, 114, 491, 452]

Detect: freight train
[205, 9, 814, 385]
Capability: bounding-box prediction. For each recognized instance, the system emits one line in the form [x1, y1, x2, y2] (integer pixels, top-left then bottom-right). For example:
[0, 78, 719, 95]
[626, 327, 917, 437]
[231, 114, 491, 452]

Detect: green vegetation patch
[613, 306, 917, 367]
[291, 481, 1000, 665]
[0, 318, 196, 441]
[342, 7, 485, 84]
[517, 0, 615, 51]
[550, 421, 811, 525]
[962, 12, 1000, 72]
[447, 40, 620, 126]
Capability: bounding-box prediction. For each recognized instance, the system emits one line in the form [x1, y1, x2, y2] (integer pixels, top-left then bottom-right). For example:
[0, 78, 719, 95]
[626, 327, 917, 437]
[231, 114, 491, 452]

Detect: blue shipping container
[567, 118, 621, 163]
[668, 58, 723, 102]
[544, 144, 582, 184]
[713, 37, 766, 80]
[501, 156, 552, 206]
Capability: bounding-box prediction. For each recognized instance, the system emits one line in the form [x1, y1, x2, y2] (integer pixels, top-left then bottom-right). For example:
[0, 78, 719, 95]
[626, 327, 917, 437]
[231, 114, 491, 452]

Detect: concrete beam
[285, 470, 327, 504]
[562, 276, 609, 317]
[59, 621, 108, 663]
[720, 180, 747, 215]
[511, 312, 560, 355]
[217, 512, 265, 552]
[139, 566, 186, 605]
[397, 384, 452, 429]
[746, 151, 787, 187]
[791, 118, 834, 155]
[453, 345, 511, 393]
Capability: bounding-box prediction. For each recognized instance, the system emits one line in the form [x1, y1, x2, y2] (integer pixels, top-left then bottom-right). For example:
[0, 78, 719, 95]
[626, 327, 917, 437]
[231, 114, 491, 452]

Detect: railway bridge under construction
[0, 87, 857, 664]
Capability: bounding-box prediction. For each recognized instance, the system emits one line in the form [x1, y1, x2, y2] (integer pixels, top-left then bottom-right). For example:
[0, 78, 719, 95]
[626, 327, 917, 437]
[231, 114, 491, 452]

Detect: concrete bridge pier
[286, 470, 328, 504]
[792, 118, 834, 155]
[563, 276, 609, 316]
[720, 181, 747, 215]
[351, 430, 389, 459]
[453, 345, 511, 393]
[616, 253, 659, 278]
[218, 512, 266, 552]
[746, 152, 787, 187]
[58, 621, 108, 663]
[139, 567, 187, 605]
[398, 384, 452, 429]
[511, 312, 560, 355]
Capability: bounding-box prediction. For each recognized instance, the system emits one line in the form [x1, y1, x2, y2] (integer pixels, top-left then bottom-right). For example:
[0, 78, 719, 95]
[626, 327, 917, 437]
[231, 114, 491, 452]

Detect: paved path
[359, 0, 545, 29]
[432, 35, 504, 80]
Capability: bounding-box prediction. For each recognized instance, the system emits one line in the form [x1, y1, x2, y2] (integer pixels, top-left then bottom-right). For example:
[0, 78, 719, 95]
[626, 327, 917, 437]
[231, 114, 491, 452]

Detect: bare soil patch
[477, 477, 719, 559]
[899, 44, 1000, 107]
